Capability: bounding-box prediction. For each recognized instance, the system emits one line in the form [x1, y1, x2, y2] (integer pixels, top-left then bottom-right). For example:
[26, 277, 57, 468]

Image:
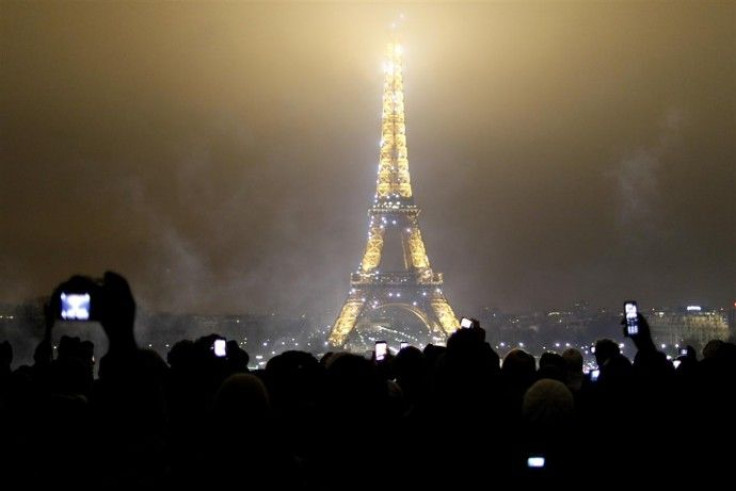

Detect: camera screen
[625, 302, 638, 335]
[60, 292, 91, 320]
[400, 342, 409, 350]
[527, 457, 545, 468]
[214, 339, 227, 357]
[375, 342, 387, 361]
[591, 369, 600, 381]
[460, 317, 473, 328]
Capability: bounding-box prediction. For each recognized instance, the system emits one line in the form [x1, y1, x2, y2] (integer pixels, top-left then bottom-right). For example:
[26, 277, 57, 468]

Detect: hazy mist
[1, 2, 734, 317]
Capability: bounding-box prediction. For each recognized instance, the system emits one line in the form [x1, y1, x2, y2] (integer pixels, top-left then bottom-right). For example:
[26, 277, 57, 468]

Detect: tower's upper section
[374, 39, 414, 206]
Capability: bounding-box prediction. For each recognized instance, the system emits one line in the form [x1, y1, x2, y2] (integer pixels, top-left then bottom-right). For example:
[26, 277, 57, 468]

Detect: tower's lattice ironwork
[328, 39, 459, 348]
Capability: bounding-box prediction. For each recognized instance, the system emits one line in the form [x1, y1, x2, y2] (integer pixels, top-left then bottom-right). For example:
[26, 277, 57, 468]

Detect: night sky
[1, 2, 734, 318]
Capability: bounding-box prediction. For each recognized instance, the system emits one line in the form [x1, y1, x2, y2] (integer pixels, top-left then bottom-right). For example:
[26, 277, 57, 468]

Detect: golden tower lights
[328, 36, 459, 348]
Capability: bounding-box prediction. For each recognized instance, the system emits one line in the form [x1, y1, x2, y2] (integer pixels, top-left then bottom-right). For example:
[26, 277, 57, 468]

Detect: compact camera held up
[48, 272, 136, 329]
[50, 275, 106, 322]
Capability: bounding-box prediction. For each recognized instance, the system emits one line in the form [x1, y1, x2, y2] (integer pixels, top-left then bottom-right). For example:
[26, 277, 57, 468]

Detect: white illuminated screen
[527, 457, 545, 468]
[60, 293, 91, 320]
[375, 342, 387, 360]
[625, 302, 638, 335]
[214, 339, 227, 357]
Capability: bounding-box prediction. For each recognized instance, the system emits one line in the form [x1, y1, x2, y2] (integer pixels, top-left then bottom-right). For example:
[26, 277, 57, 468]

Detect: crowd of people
[1, 272, 735, 489]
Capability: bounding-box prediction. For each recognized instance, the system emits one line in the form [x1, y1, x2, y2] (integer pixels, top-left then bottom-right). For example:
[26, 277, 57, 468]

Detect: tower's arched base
[342, 302, 448, 354]
[328, 281, 459, 349]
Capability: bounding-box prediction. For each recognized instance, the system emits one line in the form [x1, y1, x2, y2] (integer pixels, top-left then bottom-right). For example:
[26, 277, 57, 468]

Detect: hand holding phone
[213, 339, 227, 357]
[60, 292, 92, 321]
[624, 301, 639, 337]
[375, 341, 387, 361]
[53, 275, 105, 322]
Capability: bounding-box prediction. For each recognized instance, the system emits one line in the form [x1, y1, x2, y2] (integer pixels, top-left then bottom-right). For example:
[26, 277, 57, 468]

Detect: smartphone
[213, 339, 227, 357]
[60, 292, 92, 321]
[527, 456, 545, 469]
[460, 317, 473, 329]
[590, 369, 600, 382]
[375, 341, 388, 361]
[624, 301, 639, 336]
[400, 341, 409, 350]
[680, 347, 688, 356]
[672, 360, 682, 369]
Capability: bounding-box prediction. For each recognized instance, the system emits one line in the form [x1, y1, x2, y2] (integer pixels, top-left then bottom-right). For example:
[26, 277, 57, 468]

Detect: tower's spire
[376, 27, 412, 201]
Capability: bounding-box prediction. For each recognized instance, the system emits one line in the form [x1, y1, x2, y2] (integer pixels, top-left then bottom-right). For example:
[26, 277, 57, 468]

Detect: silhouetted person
[264, 350, 324, 483]
[392, 345, 429, 416]
[194, 373, 303, 488]
[500, 348, 537, 424]
[519, 379, 577, 480]
[319, 353, 396, 490]
[692, 339, 736, 483]
[60, 272, 170, 487]
[561, 347, 585, 393]
[432, 325, 504, 486]
[702, 339, 724, 360]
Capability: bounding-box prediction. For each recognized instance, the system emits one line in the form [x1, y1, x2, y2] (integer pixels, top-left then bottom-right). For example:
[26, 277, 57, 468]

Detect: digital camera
[52, 276, 105, 322]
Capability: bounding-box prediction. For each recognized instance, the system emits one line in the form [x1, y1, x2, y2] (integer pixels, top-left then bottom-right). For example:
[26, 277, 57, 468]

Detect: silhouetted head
[422, 344, 447, 368]
[703, 339, 725, 360]
[538, 352, 566, 382]
[522, 378, 575, 426]
[393, 346, 427, 398]
[447, 326, 485, 353]
[265, 350, 323, 409]
[33, 338, 53, 366]
[503, 348, 536, 375]
[214, 373, 271, 424]
[501, 349, 537, 395]
[100, 271, 136, 331]
[594, 339, 620, 368]
[167, 339, 195, 369]
[319, 351, 337, 368]
[394, 345, 425, 376]
[325, 353, 385, 414]
[562, 348, 583, 374]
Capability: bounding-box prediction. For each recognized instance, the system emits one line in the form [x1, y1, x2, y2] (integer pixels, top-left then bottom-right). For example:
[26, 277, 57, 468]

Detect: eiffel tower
[328, 37, 459, 349]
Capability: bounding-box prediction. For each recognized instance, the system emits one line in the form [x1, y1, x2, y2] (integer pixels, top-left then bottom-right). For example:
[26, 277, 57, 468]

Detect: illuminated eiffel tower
[328, 37, 459, 348]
